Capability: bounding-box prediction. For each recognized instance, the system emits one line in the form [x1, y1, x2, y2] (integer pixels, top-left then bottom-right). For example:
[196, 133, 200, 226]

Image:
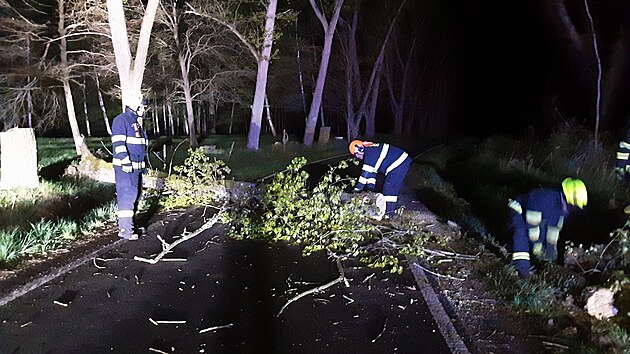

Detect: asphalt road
[0, 208, 451, 354]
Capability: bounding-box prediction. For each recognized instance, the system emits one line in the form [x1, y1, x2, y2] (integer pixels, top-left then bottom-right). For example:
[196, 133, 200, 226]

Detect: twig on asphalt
[199, 323, 233, 333]
[412, 263, 465, 281]
[154, 320, 186, 325]
[134, 205, 225, 264]
[276, 259, 347, 317]
[371, 318, 388, 343]
[542, 341, 569, 350]
[93, 258, 106, 269]
[148, 348, 169, 354]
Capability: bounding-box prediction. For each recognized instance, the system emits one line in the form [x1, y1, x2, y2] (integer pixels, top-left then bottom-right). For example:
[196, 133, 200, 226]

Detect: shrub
[162, 148, 231, 210]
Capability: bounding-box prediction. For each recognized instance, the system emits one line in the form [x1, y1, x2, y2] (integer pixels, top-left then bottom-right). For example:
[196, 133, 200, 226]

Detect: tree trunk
[82, 77, 91, 137]
[303, 0, 343, 146]
[229, 102, 235, 135]
[58, 0, 84, 155]
[264, 95, 277, 137]
[0, 128, 39, 189]
[583, 0, 602, 145]
[247, 0, 278, 150]
[95, 75, 112, 135]
[167, 102, 174, 136]
[365, 71, 382, 137]
[107, 0, 159, 109]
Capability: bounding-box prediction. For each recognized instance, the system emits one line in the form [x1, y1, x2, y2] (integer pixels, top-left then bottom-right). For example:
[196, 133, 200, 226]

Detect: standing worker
[111, 95, 148, 240]
[508, 178, 587, 277]
[349, 140, 412, 217]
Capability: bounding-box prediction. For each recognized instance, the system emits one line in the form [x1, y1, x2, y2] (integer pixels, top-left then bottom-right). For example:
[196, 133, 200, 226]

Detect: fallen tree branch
[134, 205, 225, 264]
[276, 259, 348, 317]
[412, 263, 465, 281]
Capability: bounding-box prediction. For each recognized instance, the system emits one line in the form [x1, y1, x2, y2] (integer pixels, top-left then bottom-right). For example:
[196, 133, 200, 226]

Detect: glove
[122, 164, 133, 173]
[615, 167, 625, 180]
[512, 259, 531, 278]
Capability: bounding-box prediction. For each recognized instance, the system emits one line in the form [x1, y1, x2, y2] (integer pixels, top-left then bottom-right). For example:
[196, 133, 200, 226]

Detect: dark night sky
[396, 0, 630, 139]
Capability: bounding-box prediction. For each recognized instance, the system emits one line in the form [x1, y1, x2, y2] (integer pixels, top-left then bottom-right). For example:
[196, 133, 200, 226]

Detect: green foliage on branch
[228, 157, 433, 273]
[229, 157, 374, 256]
[162, 148, 231, 210]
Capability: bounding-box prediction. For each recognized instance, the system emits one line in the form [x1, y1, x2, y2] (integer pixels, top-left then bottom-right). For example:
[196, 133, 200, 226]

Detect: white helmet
[125, 94, 147, 111]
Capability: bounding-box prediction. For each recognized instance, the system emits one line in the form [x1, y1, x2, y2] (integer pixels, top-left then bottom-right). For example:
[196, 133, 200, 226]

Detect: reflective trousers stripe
[118, 210, 134, 218]
[382, 195, 397, 202]
[512, 252, 530, 261]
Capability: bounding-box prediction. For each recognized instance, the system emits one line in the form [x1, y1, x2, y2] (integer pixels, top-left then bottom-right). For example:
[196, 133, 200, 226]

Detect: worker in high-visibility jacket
[615, 129, 630, 181]
[349, 140, 412, 216]
[508, 178, 587, 277]
[111, 95, 148, 240]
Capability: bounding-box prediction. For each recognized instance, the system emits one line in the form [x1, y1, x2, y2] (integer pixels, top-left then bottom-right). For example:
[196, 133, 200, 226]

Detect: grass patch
[0, 201, 116, 268]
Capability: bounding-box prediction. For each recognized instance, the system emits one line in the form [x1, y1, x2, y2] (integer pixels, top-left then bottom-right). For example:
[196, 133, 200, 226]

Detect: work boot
[118, 230, 138, 241]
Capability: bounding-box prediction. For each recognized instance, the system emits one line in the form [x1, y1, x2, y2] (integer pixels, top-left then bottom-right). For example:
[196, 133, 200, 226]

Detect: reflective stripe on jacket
[111, 107, 148, 171]
[355, 143, 409, 191]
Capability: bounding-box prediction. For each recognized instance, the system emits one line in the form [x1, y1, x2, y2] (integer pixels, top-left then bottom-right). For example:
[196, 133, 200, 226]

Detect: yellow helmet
[349, 140, 364, 155]
[562, 178, 587, 208]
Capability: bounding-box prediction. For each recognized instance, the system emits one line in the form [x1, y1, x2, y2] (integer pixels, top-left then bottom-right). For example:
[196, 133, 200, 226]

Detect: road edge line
[0, 239, 126, 307]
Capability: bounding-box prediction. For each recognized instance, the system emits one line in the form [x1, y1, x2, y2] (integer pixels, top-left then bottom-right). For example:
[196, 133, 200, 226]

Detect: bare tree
[0, 0, 63, 132]
[156, 0, 206, 147]
[302, 0, 344, 146]
[155, 0, 246, 147]
[384, 31, 417, 135]
[340, 0, 405, 139]
[187, 0, 284, 150]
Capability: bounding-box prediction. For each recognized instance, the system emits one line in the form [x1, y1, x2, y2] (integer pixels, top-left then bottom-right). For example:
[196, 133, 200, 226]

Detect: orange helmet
[349, 140, 364, 155]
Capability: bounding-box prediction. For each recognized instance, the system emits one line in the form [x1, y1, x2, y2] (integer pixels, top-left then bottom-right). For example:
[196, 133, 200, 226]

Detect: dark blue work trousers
[114, 168, 142, 234]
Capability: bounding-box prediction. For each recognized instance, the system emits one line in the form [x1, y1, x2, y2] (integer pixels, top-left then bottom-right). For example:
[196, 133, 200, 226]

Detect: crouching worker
[615, 127, 630, 181]
[508, 178, 587, 277]
[349, 140, 412, 216]
[111, 95, 149, 240]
